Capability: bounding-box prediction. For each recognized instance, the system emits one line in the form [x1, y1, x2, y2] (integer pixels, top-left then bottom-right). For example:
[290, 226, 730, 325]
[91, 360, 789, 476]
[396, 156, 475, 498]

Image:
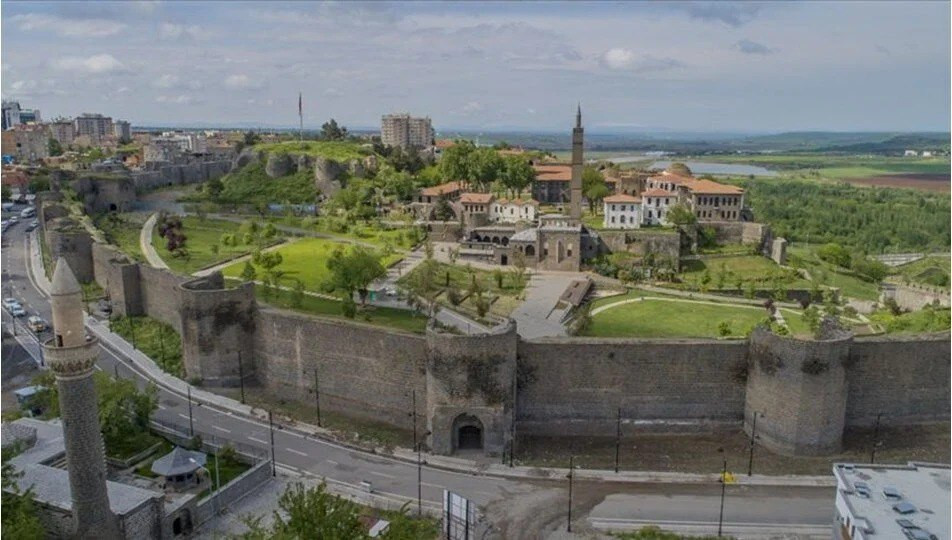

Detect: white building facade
[602, 194, 642, 229]
[492, 198, 538, 223]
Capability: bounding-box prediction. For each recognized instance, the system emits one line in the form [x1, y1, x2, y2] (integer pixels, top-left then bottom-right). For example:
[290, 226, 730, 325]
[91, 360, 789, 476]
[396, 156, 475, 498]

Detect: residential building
[683, 179, 744, 221]
[113, 120, 131, 141]
[641, 188, 675, 225]
[492, 198, 538, 223]
[531, 164, 571, 204]
[48, 120, 75, 146]
[904, 149, 919, 157]
[832, 462, 949, 540]
[74, 113, 113, 142]
[602, 194, 643, 229]
[415, 181, 463, 204]
[381, 113, 434, 150]
[2, 125, 49, 162]
[2, 100, 21, 130]
[19, 108, 41, 124]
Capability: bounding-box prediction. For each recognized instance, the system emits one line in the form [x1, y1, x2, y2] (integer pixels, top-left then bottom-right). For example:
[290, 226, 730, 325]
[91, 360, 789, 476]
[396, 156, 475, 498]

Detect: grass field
[585, 298, 771, 338]
[890, 256, 950, 288]
[253, 140, 372, 161]
[222, 237, 402, 293]
[251, 283, 428, 334]
[680, 254, 810, 290]
[786, 244, 882, 300]
[269, 215, 420, 249]
[398, 260, 528, 318]
[95, 213, 146, 262]
[215, 160, 318, 205]
[690, 154, 950, 177]
[152, 216, 257, 275]
[110, 315, 183, 376]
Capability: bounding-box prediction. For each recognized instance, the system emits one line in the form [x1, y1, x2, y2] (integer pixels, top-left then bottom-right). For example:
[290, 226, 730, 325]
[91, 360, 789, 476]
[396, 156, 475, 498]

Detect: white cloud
[51, 54, 127, 74]
[155, 74, 180, 88]
[12, 13, 126, 38]
[159, 22, 206, 40]
[601, 48, 635, 70]
[224, 74, 263, 90]
[461, 101, 484, 115]
[10, 80, 37, 92]
[156, 95, 196, 105]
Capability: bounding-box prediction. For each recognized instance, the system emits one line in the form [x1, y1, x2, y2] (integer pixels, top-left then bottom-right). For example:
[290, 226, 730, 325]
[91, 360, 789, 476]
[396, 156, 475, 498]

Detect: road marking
[157, 404, 168, 410]
[248, 436, 268, 445]
[369, 471, 395, 479]
[212, 425, 231, 434]
[286, 447, 308, 457]
[325, 459, 338, 466]
[421, 481, 443, 489]
[178, 413, 190, 421]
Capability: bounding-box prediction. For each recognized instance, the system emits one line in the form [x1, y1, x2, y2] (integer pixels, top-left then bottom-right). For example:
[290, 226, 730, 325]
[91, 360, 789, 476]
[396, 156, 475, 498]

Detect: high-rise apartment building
[74, 113, 113, 141]
[49, 119, 76, 145]
[2, 100, 21, 130]
[113, 120, 131, 140]
[381, 113, 434, 150]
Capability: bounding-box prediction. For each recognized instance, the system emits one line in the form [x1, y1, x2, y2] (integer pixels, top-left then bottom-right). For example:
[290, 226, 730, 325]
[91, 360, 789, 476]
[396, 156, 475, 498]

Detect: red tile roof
[420, 181, 463, 197]
[685, 179, 744, 195]
[603, 194, 642, 203]
[533, 164, 572, 181]
[460, 192, 493, 204]
[496, 198, 540, 206]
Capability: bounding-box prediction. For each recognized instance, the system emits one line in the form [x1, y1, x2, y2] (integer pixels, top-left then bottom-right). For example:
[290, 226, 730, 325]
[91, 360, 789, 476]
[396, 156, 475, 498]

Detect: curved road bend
[1, 224, 833, 539]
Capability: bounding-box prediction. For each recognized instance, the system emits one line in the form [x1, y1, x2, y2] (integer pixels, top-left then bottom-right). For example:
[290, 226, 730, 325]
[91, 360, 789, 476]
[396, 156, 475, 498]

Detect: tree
[239, 482, 364, 539]
[238, 261, 256, 283]
[320, 119, 348, 141]
[501, 156, 535, 198]
[582, 166, 608, 213]
[96, 372, 158, 447]
[817, 243, 851, 268]
[432, 197, 455, 221]
[718, 321, 732, 337]
[47, 137, 64, 157]
[205, 177, 224, 198]
[1, 184, 10, 201]
[666, 203, 697, 226]
[326, 247, 387, 306]
[468, 148, 504, 191]
[439, 141, 475, 184]
[492, 268, 504, 289]
[2, 447, 44, 540]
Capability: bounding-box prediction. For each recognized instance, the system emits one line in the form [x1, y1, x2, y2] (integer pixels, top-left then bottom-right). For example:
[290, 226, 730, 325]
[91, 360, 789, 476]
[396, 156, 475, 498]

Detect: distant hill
[811, 133, 950, 154]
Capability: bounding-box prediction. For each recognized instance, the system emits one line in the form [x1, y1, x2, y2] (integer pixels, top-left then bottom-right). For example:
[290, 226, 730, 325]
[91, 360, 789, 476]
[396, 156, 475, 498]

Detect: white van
[20, 207, 35, 219]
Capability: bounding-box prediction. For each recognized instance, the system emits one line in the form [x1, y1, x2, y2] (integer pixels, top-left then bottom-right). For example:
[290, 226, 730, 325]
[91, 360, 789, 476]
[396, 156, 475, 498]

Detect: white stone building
[492, 198, 538, 223]
[602, 194, 642, 229]
[641, 188, 675, 226]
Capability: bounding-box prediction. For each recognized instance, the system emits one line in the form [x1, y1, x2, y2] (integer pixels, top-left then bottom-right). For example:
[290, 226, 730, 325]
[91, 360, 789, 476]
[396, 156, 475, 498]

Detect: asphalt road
[0, 219, 835, 539]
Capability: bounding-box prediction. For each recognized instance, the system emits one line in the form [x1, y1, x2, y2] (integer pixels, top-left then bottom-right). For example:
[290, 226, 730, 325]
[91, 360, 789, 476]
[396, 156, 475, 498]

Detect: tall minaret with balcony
[43, 259, 119, 538]
[569, 103, 584, 220]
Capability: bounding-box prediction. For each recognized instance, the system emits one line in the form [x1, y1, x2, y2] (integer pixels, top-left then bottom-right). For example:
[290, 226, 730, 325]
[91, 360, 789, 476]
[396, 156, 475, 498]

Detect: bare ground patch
[845, 173, 950, 192]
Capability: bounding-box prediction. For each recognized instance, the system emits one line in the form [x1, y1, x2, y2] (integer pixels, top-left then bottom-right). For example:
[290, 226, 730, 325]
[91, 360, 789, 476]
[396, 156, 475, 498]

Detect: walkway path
[139, 213, 169, 269]
[510, 273, 578, 339]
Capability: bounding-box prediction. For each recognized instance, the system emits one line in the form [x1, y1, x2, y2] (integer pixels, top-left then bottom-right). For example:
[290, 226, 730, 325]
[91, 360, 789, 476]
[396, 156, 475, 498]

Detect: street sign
[443, 490, 476, 540]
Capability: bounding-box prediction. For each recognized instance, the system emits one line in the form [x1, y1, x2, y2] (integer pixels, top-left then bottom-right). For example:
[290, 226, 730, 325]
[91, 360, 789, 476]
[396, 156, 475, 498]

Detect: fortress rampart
[55, 207, 949, 457]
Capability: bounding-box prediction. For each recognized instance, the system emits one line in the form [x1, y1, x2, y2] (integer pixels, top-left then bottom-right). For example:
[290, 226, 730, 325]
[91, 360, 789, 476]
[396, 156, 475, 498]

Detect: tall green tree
[501, 156, 535, 198]
[47, 137, 64, 157]
[582, 166, 609, 213]
[666, 203, 697, 226]
[439, 141, 475, 184]
[326, 247, 387, 306]
[2, 448, 44, 540]
[320, 119, 348, 141]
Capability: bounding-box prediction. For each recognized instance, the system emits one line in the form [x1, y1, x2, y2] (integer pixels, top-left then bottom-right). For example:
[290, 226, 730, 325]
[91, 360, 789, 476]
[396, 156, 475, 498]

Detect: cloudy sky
[2, 1, 949, 132]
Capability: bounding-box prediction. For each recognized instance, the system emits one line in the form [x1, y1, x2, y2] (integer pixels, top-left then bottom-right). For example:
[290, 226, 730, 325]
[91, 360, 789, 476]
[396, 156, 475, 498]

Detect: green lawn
[110, 315, 183, 377]
[152, 216, 259, 275]
[269, 215, 421, 249]
[95, 213, 146, 262]
[786, 244, 882, 300]
[250, 282, 428, 334]
[107, 431, 163, 461]
[253, 140, 372, 161]
[680, 255, 810, 290]
[221, 237, 402, 293]
[890, 256, 951, 289]
[585, 298, 770, 338]
[869, 307, 951, 334]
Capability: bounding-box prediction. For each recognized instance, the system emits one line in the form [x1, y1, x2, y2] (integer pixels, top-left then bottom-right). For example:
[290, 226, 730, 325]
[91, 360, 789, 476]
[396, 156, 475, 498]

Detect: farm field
[152, 216, 254, 275]
[221, 237, 402, 293]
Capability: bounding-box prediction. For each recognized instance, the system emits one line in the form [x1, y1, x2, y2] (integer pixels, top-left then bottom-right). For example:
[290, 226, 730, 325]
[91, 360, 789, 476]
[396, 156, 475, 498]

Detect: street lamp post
[614, 407, 622, 474]
[747, 410, 764, 476]
[416, 441, 423, 518]
[187, 385, 194, 437]
[718, 459, 728, 537]
[870, 412, 883, 464]
[268, 410, 276, 477]
[566, 456, 575, 532]
[313, 367, 321, 427]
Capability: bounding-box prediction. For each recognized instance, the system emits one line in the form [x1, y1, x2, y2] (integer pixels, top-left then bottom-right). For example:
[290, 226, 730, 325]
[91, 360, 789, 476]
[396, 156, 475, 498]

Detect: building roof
[434, 139, 456, 149]
[420, 181, 462, 197]
[533, 164, 572, 182]
[603, 194, 642, 203]
[685, 179, 745, 195]
[648, 172, 694, 185]
[509, 228, 538, 242]
[460, 192, 493, 204]
[12, 464, 161, 516]
[151, 446, 207, 477]
[642, 188, 674, 197]
[2, 418, 65, 468]
[833, 462, 950, 540]
[51, 259, 82, 296]
[496, 198, 539, 206]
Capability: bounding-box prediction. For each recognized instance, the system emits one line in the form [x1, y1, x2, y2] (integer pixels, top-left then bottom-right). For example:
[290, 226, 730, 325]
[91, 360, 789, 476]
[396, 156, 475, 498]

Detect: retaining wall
[193, 460, 271, 527]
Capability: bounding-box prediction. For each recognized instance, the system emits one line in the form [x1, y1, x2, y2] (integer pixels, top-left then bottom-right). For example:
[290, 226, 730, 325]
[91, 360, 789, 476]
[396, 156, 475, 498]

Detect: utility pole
[870, 412, 883, 464]
[410, 389, 417, 451]
[128, 316, 138, 349]
[237, 351, 245, 404]
[269, 410, 276, 477]
[158, 324, 166, 364]
[615, 407, 622, 473]
[416, 441, 423, 517]
[298, 92, 304, 142]
[114, 362, 119, 379]
[718, 459, 727, 538]
[187, 385, 194, 437]
[567, 456, 575, 533]
[510, 365, 516, 468]
[313, 368, 322, 427]
[747, 411, 762, 476]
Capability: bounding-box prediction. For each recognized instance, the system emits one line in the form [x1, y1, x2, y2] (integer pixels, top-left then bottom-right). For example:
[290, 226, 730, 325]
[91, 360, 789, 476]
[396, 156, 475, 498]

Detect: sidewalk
[29, 232, 834, 489]
[139, 213, 169, 269]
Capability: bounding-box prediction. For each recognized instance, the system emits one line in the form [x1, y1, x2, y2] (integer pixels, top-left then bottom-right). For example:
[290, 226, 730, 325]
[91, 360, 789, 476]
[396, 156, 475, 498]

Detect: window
[620, 205, 626, 211]
[611, 216, 615, 223]
[612, 204, 616, 211]
[620, 215, 626, 223]
[648, 210, 653, 219]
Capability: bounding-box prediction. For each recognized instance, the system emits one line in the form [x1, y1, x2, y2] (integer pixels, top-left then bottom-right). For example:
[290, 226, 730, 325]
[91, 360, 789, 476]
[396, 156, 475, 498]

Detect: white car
[385, 287, 398, 297]
[9, 305, 26, 317]
[3, 298, 20, 310]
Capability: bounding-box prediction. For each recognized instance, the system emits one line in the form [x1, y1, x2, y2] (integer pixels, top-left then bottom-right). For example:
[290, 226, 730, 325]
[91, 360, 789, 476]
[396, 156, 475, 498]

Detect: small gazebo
[151, 446, 207, 491]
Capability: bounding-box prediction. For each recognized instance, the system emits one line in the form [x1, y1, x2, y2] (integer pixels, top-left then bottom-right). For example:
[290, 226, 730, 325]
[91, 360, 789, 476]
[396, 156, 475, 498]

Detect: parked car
[9, 305, 26, 317]
[3, 298, 20, 310]
[8, 216, 18, 224]
[25, 220, 38, 231]
[19, 207, 35, 219]
[27, 316, 47, 332]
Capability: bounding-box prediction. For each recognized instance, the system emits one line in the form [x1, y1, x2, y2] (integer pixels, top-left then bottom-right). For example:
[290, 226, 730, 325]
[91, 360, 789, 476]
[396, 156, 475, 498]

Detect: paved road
[1, 222, 836, 539]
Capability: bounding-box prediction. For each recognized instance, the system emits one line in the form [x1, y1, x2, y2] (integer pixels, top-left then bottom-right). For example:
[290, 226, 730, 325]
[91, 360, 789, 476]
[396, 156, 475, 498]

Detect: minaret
[43, 259, 120, 539]
[569, 103, 584, 220]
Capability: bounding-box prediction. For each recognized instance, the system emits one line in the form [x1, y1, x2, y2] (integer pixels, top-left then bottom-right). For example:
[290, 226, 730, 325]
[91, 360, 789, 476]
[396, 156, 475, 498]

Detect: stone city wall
[704, 221, 770, 248]
[845, 334, 951, 426]
[131, 160, 231, 193]
[138, 265, 188, 333]
[597, 229, 681, 261]
[882, 282, 950, 311]
[45, 219, 95, 283]
[253, 307, 428, 430]
[516, 338, 749, 436]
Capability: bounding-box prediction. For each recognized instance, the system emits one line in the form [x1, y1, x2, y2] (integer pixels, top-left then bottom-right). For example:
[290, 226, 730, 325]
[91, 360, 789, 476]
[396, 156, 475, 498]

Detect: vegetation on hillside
[736, 179, 950, 253]
[252, 140, 371, 161]
[214, 160, 318, 205]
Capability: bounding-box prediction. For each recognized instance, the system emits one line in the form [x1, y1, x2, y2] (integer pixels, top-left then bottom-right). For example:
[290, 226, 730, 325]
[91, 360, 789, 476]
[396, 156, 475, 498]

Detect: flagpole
[298, 91, 304, 142]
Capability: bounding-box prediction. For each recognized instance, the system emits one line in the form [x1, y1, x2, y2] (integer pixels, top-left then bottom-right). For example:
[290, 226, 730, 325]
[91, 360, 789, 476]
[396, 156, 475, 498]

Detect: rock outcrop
[314, 156, 345, 197]
[265, 153, 296, 178]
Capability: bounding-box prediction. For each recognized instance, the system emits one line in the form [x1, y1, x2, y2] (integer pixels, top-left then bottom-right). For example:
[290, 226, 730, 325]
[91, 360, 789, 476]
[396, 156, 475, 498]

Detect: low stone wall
[193, 460, 272, 527]
[597, 229, 681, 261]
[704, 221, 769, 248]
[882, 282, 950, 311]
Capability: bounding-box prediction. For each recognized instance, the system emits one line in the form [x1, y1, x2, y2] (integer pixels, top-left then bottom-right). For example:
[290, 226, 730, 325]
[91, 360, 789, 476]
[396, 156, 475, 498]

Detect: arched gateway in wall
[452, 414, 484, 451]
